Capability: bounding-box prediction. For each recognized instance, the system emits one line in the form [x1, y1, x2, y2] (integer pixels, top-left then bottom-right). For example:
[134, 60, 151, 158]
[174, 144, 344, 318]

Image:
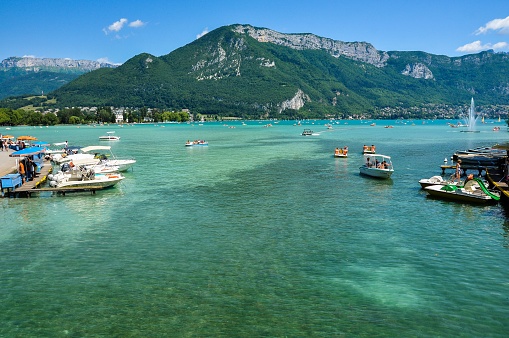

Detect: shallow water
[1, 120, 509, 336]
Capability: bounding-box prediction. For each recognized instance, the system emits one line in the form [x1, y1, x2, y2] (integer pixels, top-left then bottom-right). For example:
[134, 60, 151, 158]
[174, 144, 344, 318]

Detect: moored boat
[419, 175, 461, 189]
[48, 167, 124, 189]
[424, 178, 500, 204]
[81, 145, 136, 172]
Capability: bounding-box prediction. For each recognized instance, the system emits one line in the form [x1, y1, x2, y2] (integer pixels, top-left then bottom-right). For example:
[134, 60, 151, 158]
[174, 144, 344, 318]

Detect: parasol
[9, 146, 46, 157]
[1, 135, 14, 139]
[17, 135, 38, 141]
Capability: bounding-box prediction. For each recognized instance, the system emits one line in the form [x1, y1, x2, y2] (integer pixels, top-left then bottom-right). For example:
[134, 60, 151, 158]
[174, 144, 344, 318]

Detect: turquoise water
[1, 120, 509, 337]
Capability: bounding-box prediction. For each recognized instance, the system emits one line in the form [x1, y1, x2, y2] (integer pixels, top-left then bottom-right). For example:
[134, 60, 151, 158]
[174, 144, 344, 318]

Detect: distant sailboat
[499, 115, 501, 122]
[482, 116, 485, 123]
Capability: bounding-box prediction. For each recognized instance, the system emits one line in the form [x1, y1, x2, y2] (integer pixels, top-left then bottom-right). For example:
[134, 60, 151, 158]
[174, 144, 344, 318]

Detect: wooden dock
[3, 161, 109, 197]
[486, 169, 509, 205]
[440, 164, 499, 176]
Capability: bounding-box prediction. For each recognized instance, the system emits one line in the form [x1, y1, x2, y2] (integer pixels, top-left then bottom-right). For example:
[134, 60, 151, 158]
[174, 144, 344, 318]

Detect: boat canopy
[32, 141, 50, 147]
[9, 146, 46, 157]
[363, 153, 392, 161]
[81, 145, 112, 153]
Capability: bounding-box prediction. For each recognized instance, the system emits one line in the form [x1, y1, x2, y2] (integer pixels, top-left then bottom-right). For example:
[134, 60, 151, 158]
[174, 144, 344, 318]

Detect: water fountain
[461, 97, 481, 133]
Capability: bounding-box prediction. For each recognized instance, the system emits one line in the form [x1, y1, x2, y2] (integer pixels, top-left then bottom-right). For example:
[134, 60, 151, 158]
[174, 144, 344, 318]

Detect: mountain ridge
[3, 24, 509, 119]
[0, 56, 117, 99]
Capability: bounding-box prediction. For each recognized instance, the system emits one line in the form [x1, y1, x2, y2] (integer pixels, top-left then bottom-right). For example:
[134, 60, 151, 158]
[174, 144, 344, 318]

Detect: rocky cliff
[232, 24, 389, 68]
[1, 56, 117, 73]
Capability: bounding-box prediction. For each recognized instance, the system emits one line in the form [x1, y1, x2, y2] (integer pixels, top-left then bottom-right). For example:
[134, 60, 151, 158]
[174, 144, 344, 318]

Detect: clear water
[1, 120, 509, 337]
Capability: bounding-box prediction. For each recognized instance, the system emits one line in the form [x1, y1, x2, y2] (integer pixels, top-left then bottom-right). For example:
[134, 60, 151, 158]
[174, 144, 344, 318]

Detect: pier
[1, 156, 109, 197]
[440, 163, 499, 177]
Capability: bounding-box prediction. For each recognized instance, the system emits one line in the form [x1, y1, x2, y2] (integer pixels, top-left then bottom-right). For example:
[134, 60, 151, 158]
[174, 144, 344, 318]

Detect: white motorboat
[99, 131, 120, 141]
[81, 145, 136, 172]
[418, 175, 463, 189]
[424, 179, 500, 204]
[302, 129, 313, 136]
[48, 167, 124, 189]
[359, 154, 394, 179]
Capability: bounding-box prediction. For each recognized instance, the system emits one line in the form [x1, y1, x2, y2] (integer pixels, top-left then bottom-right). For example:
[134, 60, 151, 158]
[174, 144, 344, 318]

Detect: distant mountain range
[0, 57, 117, 99]
[3, 24, 509, 119]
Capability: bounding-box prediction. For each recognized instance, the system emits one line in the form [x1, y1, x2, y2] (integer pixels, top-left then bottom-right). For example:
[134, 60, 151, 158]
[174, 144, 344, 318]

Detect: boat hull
[424, 185, 497, 204]
[55, 175, 124, 189]
[359, 166, 393, 179]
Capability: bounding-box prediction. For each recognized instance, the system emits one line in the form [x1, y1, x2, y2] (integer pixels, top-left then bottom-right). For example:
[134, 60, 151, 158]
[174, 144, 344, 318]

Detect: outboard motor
[61, 163, 71, 172]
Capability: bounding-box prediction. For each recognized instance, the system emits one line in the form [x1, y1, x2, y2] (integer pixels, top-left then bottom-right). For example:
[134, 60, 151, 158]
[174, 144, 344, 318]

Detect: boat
[47, 165, 124, 189]
[419, 175, 467, 189]
[185, 140, 209, 147]
[424, 178, 500, 204]
[359, 154, 394, 179]
[302, 129, 313, 136]
[334, 146, 348, 158]
[81, 145, 136, 172]
[362, 145, 376, 154]
[452, 147, 506, 166]
[99, 131, 120, 141]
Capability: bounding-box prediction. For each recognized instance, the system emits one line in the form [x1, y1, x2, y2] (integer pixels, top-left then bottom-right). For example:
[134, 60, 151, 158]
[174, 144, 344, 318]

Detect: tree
[69, 116, 81, 124]
[42, 112, 58, 126]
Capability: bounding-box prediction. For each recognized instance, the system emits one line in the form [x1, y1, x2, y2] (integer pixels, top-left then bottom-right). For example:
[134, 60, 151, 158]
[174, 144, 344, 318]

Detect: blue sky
[1, 0, 508, 64]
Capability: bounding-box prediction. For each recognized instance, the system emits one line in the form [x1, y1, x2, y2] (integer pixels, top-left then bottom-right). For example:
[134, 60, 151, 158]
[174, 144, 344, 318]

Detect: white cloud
[103, 18, 146, 36]
[196, 28, 209, 39]
[492, 41, 509, 49]
[107, 18, 128, 33]
[22, 55, 36, 58]
[129, 20, 146, 28]
[475, 15, 509, 35]
[456, 40, 508, 53]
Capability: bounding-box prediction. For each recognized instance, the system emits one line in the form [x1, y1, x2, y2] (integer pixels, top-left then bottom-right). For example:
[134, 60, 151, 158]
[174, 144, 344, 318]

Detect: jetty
[440, 163, 499, 176]
[0, 152, 111, 197]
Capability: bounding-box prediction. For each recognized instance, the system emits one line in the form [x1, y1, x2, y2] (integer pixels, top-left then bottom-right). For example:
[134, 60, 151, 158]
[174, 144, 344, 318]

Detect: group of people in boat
[365, 157, 389, 169]
[334, 146, 348, 156]
[363, 144, 376, 153]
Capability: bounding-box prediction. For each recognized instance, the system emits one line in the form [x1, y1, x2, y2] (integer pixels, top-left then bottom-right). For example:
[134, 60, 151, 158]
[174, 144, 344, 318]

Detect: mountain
[11, 25, 509, 118]
[0, 57, 117, 99]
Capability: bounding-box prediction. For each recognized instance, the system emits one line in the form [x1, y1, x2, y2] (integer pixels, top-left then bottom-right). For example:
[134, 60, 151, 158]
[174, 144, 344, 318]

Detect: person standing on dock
[18, 160, 25, 183]
[455, 160, 462, 183]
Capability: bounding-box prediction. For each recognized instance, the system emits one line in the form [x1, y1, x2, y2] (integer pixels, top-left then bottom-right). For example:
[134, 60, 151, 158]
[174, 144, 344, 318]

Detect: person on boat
[371, 145, 376, 152]
[366, 157, 371, 167]
[455, 160, 462, 183]
[464, 173, 474, 184]
[363, 145, 368, 152]
[335, 148, 340, 156]
[343, 146, 348, 154]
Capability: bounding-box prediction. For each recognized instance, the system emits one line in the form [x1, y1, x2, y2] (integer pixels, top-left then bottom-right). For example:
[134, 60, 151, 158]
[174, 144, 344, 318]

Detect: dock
[2, 160, 109, 197]
[440, 163, 499, 176]
[486, 169, 509, 203]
